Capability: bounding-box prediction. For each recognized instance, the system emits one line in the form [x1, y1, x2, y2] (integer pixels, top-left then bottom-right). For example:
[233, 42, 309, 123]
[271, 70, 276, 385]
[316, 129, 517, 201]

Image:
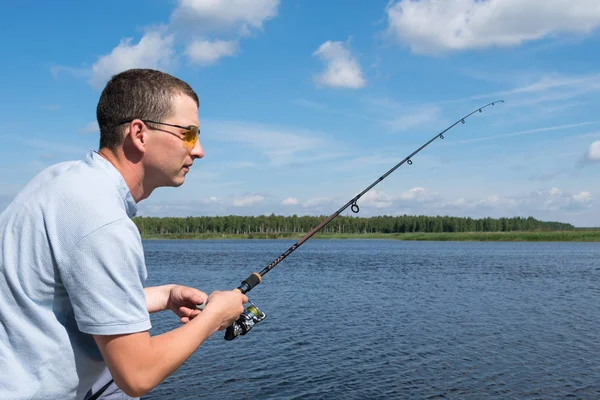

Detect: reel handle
[196, 272, 265, 340]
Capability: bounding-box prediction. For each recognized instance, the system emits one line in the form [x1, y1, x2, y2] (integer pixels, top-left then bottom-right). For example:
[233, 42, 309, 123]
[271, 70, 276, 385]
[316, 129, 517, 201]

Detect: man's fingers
[173, 286, 208, 303]
[178, 306, 193, 316]
[179, 309, 201, 324]
[179, 306, 201, 318]
[183, 287, 208, 304]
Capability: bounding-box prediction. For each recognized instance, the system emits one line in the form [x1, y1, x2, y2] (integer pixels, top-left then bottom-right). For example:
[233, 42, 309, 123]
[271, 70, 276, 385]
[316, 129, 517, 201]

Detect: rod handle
[195, 272, 261, 310]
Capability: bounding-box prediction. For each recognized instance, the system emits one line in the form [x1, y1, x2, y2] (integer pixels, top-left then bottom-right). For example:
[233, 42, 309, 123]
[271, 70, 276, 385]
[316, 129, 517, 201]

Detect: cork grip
[238, 272, 262, 294]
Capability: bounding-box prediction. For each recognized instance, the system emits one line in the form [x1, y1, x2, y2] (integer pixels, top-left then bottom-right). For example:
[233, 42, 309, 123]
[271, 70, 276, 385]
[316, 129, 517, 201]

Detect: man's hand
[202, 290, 248, 330]
[166, 285, 208, 324]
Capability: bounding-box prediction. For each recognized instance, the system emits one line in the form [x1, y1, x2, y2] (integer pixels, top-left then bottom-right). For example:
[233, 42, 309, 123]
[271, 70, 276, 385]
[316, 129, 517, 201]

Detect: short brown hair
[96, 69, 199, 149]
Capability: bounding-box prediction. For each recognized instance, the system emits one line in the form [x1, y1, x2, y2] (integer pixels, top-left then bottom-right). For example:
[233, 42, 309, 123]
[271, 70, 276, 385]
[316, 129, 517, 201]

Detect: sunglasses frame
[119, 119, 199, 145]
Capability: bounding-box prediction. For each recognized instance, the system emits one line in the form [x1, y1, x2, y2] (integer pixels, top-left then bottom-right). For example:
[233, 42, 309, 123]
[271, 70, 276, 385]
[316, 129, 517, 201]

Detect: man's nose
[191, 139, 204, 159]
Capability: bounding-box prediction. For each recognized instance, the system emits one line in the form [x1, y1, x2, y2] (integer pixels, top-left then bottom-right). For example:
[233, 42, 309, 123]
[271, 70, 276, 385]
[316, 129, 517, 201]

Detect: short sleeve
[61, 218, 151, 335]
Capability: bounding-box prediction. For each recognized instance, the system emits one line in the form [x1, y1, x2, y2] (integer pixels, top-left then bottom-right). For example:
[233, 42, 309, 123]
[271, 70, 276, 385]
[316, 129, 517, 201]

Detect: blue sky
[1, 0, 600, 227]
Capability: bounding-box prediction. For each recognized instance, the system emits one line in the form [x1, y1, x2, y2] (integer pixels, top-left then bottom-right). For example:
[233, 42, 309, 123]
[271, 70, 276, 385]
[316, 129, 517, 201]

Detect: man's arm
[94, 289, 247, 397]
[144, 285, 176, 313]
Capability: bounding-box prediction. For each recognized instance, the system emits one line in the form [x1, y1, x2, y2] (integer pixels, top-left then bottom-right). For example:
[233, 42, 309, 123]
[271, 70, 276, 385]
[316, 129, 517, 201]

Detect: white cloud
[360, 190, 393, 208]
[303, 197, 331, 208]
[586, 140, 600, 161]
[384, 106, 441, 133]
[90, 31, 175, 89]
[453, 197, 467, 206]
[282, 197, 298, 205]
[185, 39, 238, 65]
[349, 187, 438, 213]
[203, 196, 220, 204]
[65, 1, 279, 85]
[336, 155, 399, 171]
[458, 121, 600, 144]
[399, 187, 429, 200]
[504, 75, 599, 96]
[443, 187, 594, 215]
[466, 73, 600, 105]
[296, 98, 328, 110]
[139, 202, 197, 215]
[172, 0, 279, 35]
[529, 170, 564, 182]
[313, 41, 366, 89]
[356, 96, 444, 134]
[81, 121, 99, 134]
[50, 65, 90, 80]
[573, 191, 592, 203]
[206, 120, 337, 166]
[233, 194, 265, 207]
[485, 194, 500, 204]
[386, 0, 600, 55]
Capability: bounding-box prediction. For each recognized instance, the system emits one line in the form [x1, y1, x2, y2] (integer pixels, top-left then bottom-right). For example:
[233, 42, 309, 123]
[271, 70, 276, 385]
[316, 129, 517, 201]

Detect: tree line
[132, 214, 574, 235]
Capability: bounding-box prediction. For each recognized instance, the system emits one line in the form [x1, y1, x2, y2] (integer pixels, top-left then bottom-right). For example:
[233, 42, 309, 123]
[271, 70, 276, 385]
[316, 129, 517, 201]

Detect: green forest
[132, 214, 574, 236]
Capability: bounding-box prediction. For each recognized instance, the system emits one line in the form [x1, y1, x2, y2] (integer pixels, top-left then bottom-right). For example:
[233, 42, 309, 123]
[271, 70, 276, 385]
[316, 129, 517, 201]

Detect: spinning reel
[224, 301, 266, 340]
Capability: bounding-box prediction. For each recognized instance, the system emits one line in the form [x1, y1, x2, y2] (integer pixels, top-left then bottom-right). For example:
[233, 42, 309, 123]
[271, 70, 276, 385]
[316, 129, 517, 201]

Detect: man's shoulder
[17, 157, 102, 194]
[6, 155, 130, 235]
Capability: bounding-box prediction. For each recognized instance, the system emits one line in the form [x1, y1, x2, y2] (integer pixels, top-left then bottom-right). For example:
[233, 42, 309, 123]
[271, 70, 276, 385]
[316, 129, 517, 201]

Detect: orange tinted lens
[184, 126, 198, 144]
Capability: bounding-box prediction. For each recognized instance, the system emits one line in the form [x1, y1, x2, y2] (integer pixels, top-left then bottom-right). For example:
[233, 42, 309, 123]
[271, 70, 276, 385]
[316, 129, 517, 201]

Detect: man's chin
[172, 178, 185, 187]
[160, 178, 185, 188]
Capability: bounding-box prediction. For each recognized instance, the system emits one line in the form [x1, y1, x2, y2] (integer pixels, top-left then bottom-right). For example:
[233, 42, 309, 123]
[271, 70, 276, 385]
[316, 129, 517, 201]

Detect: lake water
[141, 240, 600, 399]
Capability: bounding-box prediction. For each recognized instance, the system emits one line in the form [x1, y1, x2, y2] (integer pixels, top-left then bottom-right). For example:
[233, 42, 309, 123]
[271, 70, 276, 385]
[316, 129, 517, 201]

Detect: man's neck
[97, 147, 148, 202]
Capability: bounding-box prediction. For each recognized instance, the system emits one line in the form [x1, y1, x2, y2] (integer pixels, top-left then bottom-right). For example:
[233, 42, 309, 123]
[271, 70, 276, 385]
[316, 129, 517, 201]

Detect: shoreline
[140, 230, 600, 242]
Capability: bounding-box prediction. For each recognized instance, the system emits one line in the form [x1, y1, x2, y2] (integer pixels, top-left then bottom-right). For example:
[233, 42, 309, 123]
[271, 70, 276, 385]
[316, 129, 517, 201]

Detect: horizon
[1, 1, 599, 227]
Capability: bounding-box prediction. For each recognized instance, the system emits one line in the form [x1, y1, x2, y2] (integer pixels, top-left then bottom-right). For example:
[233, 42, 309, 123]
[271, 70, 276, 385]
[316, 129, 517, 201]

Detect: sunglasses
[120, 119, 200, 147]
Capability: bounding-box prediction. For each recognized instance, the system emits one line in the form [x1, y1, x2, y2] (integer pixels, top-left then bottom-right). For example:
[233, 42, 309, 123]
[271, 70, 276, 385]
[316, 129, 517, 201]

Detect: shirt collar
[84, 150, 138, 218]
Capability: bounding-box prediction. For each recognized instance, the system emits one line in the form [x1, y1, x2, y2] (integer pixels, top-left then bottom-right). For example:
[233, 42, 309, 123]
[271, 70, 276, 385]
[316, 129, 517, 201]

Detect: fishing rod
[223, 100, 504, 340]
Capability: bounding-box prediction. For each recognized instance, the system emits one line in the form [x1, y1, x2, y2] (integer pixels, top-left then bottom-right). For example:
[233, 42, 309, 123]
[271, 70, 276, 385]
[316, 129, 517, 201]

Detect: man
[0, 69, 248, 399]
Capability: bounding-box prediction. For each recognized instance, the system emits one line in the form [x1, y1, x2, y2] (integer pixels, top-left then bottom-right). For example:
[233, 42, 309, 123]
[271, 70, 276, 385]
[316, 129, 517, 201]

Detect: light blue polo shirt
[0, 151, 151, 399]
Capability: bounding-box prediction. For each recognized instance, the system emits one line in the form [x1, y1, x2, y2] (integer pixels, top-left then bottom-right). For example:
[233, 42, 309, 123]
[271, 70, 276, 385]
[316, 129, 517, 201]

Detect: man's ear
[125, 120, 147, 154]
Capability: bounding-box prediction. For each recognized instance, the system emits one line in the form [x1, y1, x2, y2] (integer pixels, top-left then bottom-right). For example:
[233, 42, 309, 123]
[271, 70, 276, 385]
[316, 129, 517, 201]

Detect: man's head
[97, 69, 199, 149]
[97, 69, 203, 193]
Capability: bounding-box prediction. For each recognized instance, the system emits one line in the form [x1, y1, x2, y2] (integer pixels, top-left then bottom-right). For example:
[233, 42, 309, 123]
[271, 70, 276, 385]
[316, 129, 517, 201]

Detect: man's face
[144, 94, 203, 188]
